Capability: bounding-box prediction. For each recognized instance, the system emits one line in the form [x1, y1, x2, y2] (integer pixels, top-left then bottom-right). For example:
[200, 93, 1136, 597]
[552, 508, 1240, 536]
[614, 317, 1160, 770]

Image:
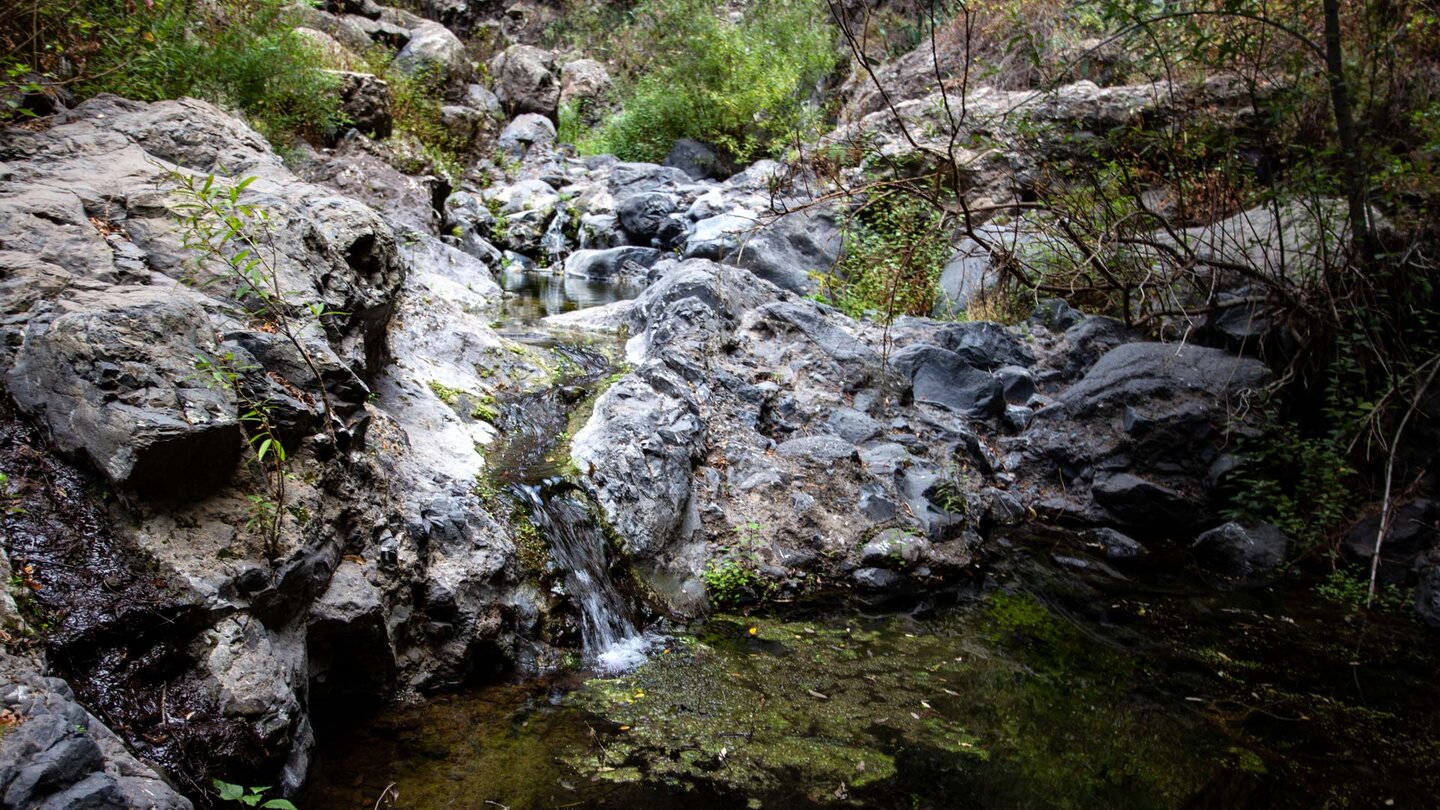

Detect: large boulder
[331, 70, 392, 139]
[0, 658, 193, 810]
[727, 206, 843, 294]
[559, 58, 611, 124]
[6, 287, 241, 499]
[889, 344, 1005, 418]
[496, 113, 556, 161]
[1192, 521, 1290, 578]
[1022, 341, 1272, 531]
[489, 44, 560, 119]
[616, 192, 687, 249]
[392, 22, 471, 101]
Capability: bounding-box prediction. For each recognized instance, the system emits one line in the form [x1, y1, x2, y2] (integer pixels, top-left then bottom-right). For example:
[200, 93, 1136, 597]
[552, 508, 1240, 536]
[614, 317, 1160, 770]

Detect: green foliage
[212, 779, 297, 810]
[819, 194, 952, 321]
[1224, 419, 1354, 555]
[377, 63, 468, 182]
[170, 169, 342, 559]
[578, 0, 840, 162]
[1315, 568, 1410, 614]
[3, 1, 343, 143]
[701, 559, 763, 609]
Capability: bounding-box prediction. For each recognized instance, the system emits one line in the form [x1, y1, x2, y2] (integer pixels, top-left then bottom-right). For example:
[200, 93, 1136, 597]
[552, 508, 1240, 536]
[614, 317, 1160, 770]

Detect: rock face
[1019, 341, 1272, 531]
[0, 95, 533, 800]
[332, 71, 393, 139]
[490, 45, 560, 119]
[7, 287, 241, 499]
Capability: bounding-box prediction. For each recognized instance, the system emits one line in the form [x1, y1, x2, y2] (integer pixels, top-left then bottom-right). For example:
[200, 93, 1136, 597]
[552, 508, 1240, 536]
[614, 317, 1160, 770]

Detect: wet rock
[563, 247, 663, 280]
[392, 22, 471, 101]
[1092, 472, 1197, 527]
[308, 562, 396, 700]
[1192, 521, 1290, 578]
[490, 44, 560, 119]
[1087, 527, 1145, 560]
[0, 658, 192, 810]
[861, 529, 930, 569]
[995, 365, 1036, 404]
[853, 567, 907, 591]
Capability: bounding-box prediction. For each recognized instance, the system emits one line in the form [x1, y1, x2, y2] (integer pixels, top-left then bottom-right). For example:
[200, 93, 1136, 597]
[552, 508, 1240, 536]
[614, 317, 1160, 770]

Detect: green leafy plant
[213, 779, 297, 810]
[170, 169, 345, 558]
[702, 558, 763, 609]
[1224, 418, 1355, 556]
[3, 0, 343, 143]
[818, 193, 953, 322]
[577, 0, 840, 162]
[1315, 568, 1410, 614]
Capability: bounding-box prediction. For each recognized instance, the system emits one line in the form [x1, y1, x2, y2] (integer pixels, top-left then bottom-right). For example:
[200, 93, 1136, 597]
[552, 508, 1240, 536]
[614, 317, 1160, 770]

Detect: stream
[303, 270, 1440, 809]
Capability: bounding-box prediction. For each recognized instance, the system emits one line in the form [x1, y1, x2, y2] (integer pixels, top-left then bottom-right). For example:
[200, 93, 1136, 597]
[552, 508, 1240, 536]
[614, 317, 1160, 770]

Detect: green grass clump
[4, 0, 345, 144]
[575, 0, 840, 163]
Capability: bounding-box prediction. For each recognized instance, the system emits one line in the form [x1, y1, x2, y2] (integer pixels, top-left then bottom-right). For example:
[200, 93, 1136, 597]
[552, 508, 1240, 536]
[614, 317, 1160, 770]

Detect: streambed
[304, 546, 1440, 808]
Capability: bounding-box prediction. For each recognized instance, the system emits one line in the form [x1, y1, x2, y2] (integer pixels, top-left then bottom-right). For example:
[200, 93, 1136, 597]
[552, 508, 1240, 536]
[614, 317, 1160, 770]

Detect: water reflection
[498, 266, 646, 326]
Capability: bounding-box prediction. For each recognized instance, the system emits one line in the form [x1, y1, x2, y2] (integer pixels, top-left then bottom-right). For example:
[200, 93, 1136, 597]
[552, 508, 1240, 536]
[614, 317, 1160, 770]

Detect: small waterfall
[511, 483, 650, 673]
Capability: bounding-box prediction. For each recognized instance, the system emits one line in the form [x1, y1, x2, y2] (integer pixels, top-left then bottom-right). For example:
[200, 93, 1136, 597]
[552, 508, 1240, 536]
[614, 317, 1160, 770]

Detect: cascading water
[510, 482, 650, 673]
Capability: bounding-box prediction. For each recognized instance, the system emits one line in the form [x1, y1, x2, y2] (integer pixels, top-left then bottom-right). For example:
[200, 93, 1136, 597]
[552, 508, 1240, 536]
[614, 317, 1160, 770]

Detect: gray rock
[464, 84, 502, 118]
[889, 344, 1004, 418]
[563, 247, 663, 280]
[331, 71, 392, 138]
[727, 206, 842, 293]
[392, 22, 471, 101]
[6, 287, 241, 499]
[616, 192, 686, 249]
[1057, 342, 1271, 418]
[665, 138, 725, 180]
[1092, 472, 1197, 527]
[490, 44, 560, 118]
[938, 321, 1034, 369]
[1192, 521, 1290, 578]
[1341, 500, 1437, 585]
[496, 113, 557, 161]
[351, 16, 411, 49]
[1087, 527, 1145, 559]
[308, 562, 396, 699]
[1030, 298, 1085, 331]
[853, 567, 906, 591]
[559, 58, 611, 123]
[995, 364, 1036, 403]
[1416, 559, 1440, 628]
[827, 407, 882, 444]
[439, 104, 484, 147]
[776, 435, 855, 464]
[861, 529, 931, 568]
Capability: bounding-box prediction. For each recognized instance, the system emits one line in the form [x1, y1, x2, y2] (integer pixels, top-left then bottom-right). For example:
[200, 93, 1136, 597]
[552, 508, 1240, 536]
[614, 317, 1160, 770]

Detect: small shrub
[1223, 420, 1355, 555]
[820, 194, 952, 321]
[581, 0, 840, 163]
[702, 558, 762, 609]
[3, 0, 344, 143]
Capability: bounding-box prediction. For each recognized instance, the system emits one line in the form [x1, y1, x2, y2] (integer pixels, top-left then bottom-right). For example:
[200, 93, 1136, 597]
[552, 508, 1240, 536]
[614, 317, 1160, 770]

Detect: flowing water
[486, 267, 649, 671]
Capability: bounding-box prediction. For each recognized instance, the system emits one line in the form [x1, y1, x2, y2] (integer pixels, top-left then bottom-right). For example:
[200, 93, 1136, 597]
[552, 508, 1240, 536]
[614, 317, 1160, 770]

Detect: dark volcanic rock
[1192, 521, 1290, 578]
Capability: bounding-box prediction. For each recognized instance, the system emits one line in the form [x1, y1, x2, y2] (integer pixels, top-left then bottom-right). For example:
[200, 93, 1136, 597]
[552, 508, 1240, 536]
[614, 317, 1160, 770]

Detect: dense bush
[562, 0, 840, 163]
[820, 193, 952, 321]
[2, 0, 342, 143]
